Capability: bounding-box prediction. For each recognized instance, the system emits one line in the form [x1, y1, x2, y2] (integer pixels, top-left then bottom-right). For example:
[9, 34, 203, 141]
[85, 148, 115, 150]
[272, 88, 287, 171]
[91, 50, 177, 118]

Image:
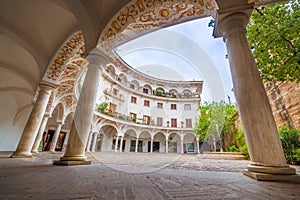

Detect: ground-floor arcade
[86, 120, 200, 154]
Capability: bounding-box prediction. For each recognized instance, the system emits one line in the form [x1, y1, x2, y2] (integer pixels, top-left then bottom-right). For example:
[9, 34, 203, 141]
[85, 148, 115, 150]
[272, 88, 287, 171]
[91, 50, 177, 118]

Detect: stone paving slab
[0, 152, 299, 200]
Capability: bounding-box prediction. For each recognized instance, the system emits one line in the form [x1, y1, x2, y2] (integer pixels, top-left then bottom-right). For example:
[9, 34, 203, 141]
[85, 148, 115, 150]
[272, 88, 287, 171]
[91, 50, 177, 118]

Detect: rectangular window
[130, 112, 137, 122]
[109, 103, 116, 115]
[186, 119, 192, 128]
[130, 84, 135, 90]
[113, 88, 118, 95]
[184, 104, 191, 110]
[157, 117, 163, 126]
[143, 88, 149, 94]
[131, 96, 137, 104]
[143, 115, 151, 125]
[144, 100, 150, 107]
[171, 104, 177, 110]
[171, 118, 177, 127]
[157, 103, 163, 108]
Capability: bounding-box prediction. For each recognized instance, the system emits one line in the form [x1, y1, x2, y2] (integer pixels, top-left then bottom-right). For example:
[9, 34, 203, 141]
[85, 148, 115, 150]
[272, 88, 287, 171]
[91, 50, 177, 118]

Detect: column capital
[44, 113, 51, 118]
[213, 6, 253, 38]
[39, 82, 57, 91]
[86, 47, 111, 66]
[56, 121, 64, 126]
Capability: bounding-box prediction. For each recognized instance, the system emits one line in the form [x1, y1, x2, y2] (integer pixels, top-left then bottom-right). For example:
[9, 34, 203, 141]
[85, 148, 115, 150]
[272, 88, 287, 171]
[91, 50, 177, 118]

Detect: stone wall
[265, 81, 300, 130]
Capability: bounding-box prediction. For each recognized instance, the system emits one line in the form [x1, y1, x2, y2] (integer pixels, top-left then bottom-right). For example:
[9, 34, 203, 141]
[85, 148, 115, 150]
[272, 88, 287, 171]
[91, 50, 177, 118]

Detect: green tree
[221, 104, 239, 151]
[247, 0, 300, 82]
[194, 101, 214, 142]
[278, 126, 300, 165]
[194, 102, 232, 151]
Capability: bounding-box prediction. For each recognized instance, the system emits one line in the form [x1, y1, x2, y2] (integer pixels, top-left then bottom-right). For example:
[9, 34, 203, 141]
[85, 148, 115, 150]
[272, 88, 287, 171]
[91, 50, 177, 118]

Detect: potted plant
[97, 102, 108, 113]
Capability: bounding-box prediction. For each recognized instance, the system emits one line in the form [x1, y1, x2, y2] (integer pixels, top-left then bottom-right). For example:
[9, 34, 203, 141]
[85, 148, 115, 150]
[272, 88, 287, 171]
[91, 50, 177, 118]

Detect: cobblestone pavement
[0, 152, 299, 200]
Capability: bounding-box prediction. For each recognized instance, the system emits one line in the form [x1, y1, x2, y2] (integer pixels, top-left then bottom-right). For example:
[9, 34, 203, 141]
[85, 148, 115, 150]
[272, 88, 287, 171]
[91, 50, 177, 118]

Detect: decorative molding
[99, 0, 218, 50]
[43, 31, 85, 83]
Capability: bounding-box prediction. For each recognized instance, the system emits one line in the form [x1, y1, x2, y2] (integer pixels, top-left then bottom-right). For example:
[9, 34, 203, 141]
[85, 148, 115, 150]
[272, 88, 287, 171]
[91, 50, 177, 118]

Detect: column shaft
[62, 131, 70, 151]
[181, 140, 184, 154]
[166, 140, 168, 154]
[217, 12, 295, 175]
[86, 132, 92, 152]
[115, 136, 119, 152]
[196, 140, 200, 154]
[49, 123, 63, 152]
[31, 116, 49, 153]
[120, 136, 124, 152]
[150, 138, 153, 153]
[12, 84, 54, 157]
[135, 138, 139, 153]
[92, 133, 98, 152]
[55, 50, 106, 165]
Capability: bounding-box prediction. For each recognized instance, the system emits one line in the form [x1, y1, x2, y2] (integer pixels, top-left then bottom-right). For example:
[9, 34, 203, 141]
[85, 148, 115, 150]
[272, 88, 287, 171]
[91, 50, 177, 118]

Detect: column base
[31, 150, 39, 154]
[247, 163, 296, 175]
[10, 151, 32, 158]
[244, 169, 300, 183]
[53, 155, 92, 166]
[53, 160, 92, 166]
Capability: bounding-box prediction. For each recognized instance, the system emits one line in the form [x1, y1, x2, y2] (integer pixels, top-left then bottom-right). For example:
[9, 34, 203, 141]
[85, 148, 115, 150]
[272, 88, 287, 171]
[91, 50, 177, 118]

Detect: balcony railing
[96, 110, 193, 129]
[103, 69, 200, 99]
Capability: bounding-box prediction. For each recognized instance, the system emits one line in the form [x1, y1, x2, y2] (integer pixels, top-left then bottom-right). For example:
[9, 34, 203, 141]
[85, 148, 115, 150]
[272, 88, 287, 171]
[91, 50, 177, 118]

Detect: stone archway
[153, 132, 166, 153]
[139, 130, 152, 153]
[99, 0, 218, 50]
[124, 129, 138, 152]
[183, 132, 197, 154]
[168, 132, 181, 153]
[99, 124, 118, 152]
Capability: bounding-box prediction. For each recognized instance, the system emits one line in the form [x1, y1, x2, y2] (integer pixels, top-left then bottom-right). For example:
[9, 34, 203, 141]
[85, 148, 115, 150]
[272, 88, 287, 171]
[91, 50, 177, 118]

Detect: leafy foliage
[278, 126, 300, 165]
[195, 102, 250, 157]
[194, 101, 225, 142]
[97, 102, 108, 113]
[247, 0, 300, 82]
[235, 129, 249, 159]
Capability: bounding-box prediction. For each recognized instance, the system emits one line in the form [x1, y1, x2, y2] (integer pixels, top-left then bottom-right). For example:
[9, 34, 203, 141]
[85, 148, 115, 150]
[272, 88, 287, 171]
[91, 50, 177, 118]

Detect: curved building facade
[86, 59, 203, 154]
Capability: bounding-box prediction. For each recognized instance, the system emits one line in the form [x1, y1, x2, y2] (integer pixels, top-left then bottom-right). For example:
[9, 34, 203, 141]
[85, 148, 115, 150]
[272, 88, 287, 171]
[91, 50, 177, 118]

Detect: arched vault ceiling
[0, 0, 78, 79]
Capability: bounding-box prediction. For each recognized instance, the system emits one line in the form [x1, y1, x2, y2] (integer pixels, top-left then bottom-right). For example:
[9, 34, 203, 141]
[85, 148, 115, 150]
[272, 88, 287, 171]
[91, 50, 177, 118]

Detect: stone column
[54, 48, 109, 165]
[196, 139, 200, 154]
[12, 84, 54, 158]
[216, 12, 296, 177]
[150, 138, 154, 153]
[86, 132, 92, 152]
[62, 131, 70, 151]
[49, 123, 63, 152]
[135, 137, 139, 153]
[115, 136, 119, 152]
[181, 140, 184, 154]
[92, 133, 98, 152]
[120, 136, 124, 152]
[31, 115, 49, 153]
[165, 139, 168, 154]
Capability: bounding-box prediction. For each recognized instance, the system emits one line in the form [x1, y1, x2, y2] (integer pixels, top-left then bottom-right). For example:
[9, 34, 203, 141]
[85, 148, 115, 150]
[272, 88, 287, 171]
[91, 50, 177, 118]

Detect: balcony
[95, 110, 193, 130]
[102, 69, 201, 99]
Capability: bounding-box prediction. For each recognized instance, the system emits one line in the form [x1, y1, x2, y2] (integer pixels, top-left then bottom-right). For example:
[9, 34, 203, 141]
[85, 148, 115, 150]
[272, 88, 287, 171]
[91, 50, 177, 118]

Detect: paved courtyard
[0, 152, 299, 199]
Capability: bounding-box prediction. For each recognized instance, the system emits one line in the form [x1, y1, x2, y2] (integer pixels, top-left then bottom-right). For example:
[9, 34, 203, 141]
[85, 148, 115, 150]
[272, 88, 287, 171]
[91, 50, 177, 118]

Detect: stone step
[200, 152, 248, 160]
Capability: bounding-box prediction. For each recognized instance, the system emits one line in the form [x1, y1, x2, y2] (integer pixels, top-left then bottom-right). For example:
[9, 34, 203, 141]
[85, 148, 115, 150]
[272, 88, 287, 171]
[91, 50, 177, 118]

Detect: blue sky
[116, 17, 235, 103]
